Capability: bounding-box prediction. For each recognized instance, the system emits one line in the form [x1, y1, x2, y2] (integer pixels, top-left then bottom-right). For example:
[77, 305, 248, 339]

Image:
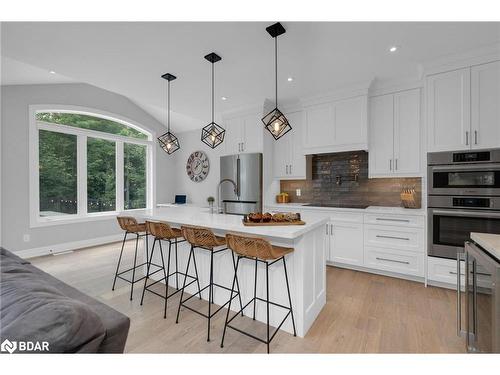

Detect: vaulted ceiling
[2, 22, 499, 132]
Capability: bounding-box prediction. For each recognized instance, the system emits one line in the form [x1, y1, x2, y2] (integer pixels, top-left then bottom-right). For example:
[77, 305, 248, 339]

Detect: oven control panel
[453, 197, 491, 208]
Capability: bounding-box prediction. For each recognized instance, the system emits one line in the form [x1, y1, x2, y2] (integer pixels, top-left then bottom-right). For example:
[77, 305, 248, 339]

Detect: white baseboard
[16, 234, 124, 259]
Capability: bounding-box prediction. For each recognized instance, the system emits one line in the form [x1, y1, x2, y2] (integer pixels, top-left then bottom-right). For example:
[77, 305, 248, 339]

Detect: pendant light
[158, 73, 180, 155]
[261, 22, 292, 140]
[201, 52, 225, 149]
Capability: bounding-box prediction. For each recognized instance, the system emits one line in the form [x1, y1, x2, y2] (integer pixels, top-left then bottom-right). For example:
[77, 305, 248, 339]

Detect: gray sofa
[0, 248, 130, 353]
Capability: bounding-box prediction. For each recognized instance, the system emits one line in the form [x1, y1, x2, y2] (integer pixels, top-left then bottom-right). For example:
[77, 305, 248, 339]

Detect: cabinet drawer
[364, 224, 423, 252]
[364, 213, 424, 228]
[364, 246, 424, 277]
[427, 256, 464, 286]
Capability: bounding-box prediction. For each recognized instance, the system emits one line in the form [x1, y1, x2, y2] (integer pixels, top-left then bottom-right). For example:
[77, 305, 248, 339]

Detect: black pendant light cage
[158, 73, 180, 155]
[262, 22, 292, 140]
[201, 52, 225, 149]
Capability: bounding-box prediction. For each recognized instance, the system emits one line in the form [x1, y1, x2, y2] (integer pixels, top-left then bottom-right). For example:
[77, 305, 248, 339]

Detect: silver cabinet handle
[326, 224, 329, 235]
[465, 131, 469, 146]
[375, 218, 410, 223]
[330, 224, 333, 234]
[389, 159, 392, 171]
[289, 164, 292, 175]
[395, 159, 398, 171]
[376, 257, 410, 265]
[474, 130, 478, 145]
[376, 234, 410, 241]
[238, 143, 241, 152]
[241, 142, 245, 152]
[285, 165, 288, 175]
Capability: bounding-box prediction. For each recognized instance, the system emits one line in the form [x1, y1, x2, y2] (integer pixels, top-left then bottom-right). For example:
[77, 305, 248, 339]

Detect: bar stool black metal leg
[191, 247, 203, 299]
[253, 257, 258, 320]
[207, 249, 214, 342]
[221, 255, 240, 349]
[130, 234, 140, 301]
[145, 233, 149, 276]
[140, 237, 157, 305]
[231, 251, 244, 316]
[266, 261, 270, 354]
[283, 256, 297, 336]
[112, 231, 128, 290]
[175, 238, 179, 290]
[163, 240, 172, 319]
[176, 245, 194, 324]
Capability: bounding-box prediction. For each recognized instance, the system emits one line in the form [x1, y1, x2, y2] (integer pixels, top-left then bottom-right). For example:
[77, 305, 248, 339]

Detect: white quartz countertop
[265, 202, 425, 215]
[471, 233, 500, 261]
[126, 206, 328, 240]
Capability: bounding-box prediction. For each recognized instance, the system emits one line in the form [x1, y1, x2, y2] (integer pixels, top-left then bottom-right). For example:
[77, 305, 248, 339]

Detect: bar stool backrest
[117, 216, 139, 231]
[146, 221, 178, 239]
[181, 225, 219, 249]
[226, 233, 277, 260]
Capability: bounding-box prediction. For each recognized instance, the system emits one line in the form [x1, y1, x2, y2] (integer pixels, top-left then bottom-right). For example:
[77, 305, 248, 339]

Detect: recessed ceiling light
[221, 96, 227, 101]
[389, 46, 398, 53]
[49, 70, 56, 74]
[287, 77, 293, 82]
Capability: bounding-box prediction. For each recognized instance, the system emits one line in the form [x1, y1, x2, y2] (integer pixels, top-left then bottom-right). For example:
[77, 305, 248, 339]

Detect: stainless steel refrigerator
[219, 153, 262, 215]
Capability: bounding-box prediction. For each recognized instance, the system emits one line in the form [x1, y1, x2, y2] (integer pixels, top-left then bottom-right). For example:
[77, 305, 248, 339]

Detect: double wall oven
[427, 149, 500, 260]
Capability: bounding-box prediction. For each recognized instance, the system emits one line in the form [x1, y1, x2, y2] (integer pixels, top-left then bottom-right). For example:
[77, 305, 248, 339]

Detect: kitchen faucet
[216, 178, 238, 214]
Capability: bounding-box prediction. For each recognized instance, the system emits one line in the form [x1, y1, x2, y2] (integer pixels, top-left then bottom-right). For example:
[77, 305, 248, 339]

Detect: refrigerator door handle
[236, 157, 241, 197]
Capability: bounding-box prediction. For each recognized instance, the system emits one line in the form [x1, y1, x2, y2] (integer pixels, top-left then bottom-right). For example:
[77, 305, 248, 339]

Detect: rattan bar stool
[113, 216, 159, 301]
[176, 225, 244, 342]
[140, 221, 199, 318]
[221, 233, 297, 354]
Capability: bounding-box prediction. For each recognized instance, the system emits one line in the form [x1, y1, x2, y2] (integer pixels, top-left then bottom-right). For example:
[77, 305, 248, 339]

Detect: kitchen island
[129, 205, 328, 337]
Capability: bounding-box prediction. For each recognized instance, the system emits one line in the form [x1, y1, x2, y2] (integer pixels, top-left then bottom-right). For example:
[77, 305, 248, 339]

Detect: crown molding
[423, 42, 500, 76]
[300, 78, 374, 108]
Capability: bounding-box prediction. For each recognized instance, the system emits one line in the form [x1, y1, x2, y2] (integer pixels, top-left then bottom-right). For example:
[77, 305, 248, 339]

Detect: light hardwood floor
[31, 240, 466, 353]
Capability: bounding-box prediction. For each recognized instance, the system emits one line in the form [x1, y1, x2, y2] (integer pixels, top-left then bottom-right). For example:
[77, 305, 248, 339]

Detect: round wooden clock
[186, 151, 210, 182]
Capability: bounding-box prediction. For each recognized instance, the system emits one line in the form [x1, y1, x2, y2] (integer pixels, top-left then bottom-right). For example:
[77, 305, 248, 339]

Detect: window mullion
[116, 141, 124, 212]
[77, 135, 88, 216]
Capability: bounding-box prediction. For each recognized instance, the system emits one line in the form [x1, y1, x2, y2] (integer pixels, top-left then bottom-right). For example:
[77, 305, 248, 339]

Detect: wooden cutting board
[242, 220, 306, 226]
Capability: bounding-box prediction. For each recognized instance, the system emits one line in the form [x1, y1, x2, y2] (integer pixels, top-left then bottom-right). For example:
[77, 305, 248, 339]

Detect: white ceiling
[2, 22, 500, 132]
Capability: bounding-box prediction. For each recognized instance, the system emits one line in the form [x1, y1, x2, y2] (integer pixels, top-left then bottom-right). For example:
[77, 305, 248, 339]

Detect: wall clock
[186, 151, 210, 182]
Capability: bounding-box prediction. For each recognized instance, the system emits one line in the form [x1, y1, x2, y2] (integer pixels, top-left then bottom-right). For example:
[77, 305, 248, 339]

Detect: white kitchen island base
[132, 206, 327, 338]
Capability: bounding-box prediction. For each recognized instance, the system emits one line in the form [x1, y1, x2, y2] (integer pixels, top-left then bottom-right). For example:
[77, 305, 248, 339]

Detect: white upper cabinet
[369, 88, 421, 178]
[272, 110, 308, 179]
[303, 95, 368, 154]
[222, 113, 263, 155]
[471, 61, 500, 149]
[426, 68, 471, 152]
[393, 89, 421, 175]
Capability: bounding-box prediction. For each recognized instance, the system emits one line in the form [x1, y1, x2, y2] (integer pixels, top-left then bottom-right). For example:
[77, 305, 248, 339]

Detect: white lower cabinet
[364, 247, 423, 276]
[427, 256, 465, 287]
[327, 221, 364, 266]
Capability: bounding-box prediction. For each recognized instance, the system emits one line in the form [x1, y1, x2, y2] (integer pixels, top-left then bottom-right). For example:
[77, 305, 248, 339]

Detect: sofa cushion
[0, 259, 106, 353]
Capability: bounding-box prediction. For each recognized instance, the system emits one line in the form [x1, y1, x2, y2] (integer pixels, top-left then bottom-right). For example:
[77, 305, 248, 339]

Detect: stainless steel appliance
[457, 240, 500, 353]
[428, 149, 500, 259]
[219, 153, 262, 215]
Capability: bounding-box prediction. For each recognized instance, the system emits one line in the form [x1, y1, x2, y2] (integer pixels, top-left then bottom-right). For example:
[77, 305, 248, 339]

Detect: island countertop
[129, 205, 329, 240]
[471, 232, 500, 262]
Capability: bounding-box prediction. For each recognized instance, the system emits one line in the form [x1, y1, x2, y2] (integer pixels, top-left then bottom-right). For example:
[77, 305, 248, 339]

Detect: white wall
[1, 83, 175, 254]
[170, 129, 223, 206]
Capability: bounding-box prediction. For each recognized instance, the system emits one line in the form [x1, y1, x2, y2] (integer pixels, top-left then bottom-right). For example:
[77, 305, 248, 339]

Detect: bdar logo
[1, 339, 17, 354]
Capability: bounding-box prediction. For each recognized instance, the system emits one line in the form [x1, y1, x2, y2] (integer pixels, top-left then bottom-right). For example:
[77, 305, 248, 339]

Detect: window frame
[29, 105, 156, 227]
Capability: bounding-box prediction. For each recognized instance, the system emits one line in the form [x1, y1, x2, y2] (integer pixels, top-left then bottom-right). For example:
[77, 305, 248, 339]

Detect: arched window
[30, 106, 154, 226]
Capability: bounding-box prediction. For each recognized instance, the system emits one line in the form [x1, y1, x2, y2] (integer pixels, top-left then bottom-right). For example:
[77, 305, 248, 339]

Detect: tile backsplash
[280, 151, 422, 208]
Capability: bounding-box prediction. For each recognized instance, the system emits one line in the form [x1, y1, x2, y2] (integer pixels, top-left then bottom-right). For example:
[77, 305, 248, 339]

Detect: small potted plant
[207, 196, 215, 214]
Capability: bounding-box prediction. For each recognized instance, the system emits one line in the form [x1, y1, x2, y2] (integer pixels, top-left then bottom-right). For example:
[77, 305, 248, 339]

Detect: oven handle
[430, 163, 500, 172]
[430, 209, 500, 219]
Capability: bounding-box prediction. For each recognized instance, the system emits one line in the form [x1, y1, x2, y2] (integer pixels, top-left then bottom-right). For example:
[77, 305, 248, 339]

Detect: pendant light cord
[275, 36, 278, 108]
[212, 62, 215, 124]
[167, 80, 170, 132]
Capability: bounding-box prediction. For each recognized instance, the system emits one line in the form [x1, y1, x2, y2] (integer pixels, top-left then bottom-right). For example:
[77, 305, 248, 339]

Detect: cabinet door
[287, 111, 306, 179]
[222, 117, 243, 155]
[273, 131, 290, 179]
[393, 88, 421, 175]
[333, 95, 368, 147]
[241, 114, 263, 153]
[368, 94, 394, 177]
[330, 222, 364, 266]
[427, 68, 471, 152]
[471, 61, 500, 149]
[304, 103, 334, 149]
